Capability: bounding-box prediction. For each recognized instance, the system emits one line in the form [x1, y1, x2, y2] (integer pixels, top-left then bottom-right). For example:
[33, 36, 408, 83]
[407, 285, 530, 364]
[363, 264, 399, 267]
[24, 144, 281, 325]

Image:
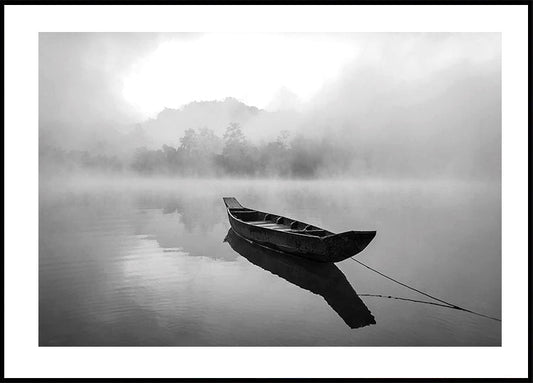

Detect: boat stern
[223, 197, 245, 210]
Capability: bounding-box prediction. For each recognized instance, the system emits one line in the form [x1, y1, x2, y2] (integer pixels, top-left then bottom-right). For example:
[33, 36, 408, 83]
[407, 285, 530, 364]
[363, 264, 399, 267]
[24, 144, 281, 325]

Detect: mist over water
[39, 32, 501, 346]
[39, 176, 500, 346]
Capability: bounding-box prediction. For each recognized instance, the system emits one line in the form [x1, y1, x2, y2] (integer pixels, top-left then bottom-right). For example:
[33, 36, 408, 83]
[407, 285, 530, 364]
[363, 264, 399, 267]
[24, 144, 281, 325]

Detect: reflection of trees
[166, 197, 223, 233]
[136, 193, 225, 233]
[130, 192, 237, 262]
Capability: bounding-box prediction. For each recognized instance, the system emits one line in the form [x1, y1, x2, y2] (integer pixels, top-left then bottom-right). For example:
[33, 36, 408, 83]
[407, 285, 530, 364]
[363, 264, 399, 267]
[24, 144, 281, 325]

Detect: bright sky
[40, 33, 500, 130]
[121, 33, 358, 117]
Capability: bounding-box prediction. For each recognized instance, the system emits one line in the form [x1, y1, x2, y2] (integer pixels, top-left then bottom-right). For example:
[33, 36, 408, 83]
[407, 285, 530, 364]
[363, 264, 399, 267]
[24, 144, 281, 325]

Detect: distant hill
[137, 97, 302, 148]
[140, 97, 260, 147]
[40, 97, 304, 157]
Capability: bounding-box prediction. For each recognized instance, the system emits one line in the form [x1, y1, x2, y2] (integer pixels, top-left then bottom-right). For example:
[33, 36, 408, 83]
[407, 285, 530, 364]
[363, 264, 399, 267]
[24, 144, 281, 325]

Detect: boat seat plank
[250, 222, 293, 230]
[255, 223, 289, 228]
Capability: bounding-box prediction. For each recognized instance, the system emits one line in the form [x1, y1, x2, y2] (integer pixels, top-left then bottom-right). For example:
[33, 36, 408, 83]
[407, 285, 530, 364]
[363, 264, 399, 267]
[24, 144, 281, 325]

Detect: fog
[40, 33, 500, 180]
[38, 32, 502, 348]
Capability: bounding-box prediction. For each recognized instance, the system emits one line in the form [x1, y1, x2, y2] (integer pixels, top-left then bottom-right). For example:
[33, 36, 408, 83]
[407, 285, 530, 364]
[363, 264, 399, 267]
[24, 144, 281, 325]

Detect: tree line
[41, 123, 356, 177]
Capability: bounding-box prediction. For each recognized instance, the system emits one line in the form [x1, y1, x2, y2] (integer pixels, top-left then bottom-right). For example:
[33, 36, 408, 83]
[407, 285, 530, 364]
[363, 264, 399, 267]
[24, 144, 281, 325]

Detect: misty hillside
[139, 97, 301, 148]
[40, 97, 303, 156]
[39, 33, 501, 180]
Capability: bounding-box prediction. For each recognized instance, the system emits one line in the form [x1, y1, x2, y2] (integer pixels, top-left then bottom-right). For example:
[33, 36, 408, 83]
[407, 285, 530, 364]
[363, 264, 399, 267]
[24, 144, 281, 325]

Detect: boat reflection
[224, 229, 376, 329]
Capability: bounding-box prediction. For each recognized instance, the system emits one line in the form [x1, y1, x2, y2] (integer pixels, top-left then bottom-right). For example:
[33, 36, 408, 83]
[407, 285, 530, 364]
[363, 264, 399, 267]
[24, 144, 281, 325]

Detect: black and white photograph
[4, 3, 529, 380]
[39, 32, 502, 346]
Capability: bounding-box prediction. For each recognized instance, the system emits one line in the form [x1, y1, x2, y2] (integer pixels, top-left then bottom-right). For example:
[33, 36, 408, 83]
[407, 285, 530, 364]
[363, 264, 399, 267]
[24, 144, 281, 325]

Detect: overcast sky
[39, 32, 501, 179]
[40, 32, 500, 130]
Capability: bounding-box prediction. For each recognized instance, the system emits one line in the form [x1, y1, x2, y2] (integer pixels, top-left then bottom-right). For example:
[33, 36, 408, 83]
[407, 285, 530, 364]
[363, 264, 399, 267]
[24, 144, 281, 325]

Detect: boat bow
[323, 231, 377, 262]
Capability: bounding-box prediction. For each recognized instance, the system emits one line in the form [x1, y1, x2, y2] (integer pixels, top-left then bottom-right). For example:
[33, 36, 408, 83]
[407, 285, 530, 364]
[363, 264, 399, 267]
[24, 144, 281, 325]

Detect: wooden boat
[224, 229, 375, 329]
[223, 197, 376, 263]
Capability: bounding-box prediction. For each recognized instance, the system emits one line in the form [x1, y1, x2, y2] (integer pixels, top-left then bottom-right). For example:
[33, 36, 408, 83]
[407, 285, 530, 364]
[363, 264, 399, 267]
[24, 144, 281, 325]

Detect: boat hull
[227, 211, 327, 260]
[224, 197, 376, 263]
[224, 229, 376, 328]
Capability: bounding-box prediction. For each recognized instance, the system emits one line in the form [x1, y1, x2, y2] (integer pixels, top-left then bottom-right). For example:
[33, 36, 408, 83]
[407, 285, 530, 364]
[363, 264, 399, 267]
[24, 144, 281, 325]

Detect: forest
[40, 122, 360, 178]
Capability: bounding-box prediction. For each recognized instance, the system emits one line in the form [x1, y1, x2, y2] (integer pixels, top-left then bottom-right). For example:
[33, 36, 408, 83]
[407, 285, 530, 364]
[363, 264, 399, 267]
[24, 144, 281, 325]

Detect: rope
[358, 294, 457, 309]
[350, 257, 501, 322]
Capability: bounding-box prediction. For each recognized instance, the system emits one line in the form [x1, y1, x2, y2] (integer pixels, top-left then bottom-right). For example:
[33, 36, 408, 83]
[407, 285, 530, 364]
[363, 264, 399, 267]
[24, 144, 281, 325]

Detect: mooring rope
[350, 257, 501, 322]
[358, 294, 457, 309]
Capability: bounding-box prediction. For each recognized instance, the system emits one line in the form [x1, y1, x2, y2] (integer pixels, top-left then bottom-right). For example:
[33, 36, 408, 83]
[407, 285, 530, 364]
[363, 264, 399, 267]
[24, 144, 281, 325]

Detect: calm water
[39, 177, 501, 346]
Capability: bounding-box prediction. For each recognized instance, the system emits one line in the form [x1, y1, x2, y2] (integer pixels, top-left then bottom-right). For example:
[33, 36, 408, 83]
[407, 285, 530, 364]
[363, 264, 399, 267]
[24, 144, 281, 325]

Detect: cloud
[39, 33, 501, 179]
[301, 33, 501, 178]
[39, 33, 167, 130]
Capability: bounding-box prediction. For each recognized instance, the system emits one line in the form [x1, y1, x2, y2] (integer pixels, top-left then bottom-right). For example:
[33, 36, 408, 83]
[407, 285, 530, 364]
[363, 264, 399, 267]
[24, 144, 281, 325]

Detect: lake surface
[39, 177, 501, 346]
